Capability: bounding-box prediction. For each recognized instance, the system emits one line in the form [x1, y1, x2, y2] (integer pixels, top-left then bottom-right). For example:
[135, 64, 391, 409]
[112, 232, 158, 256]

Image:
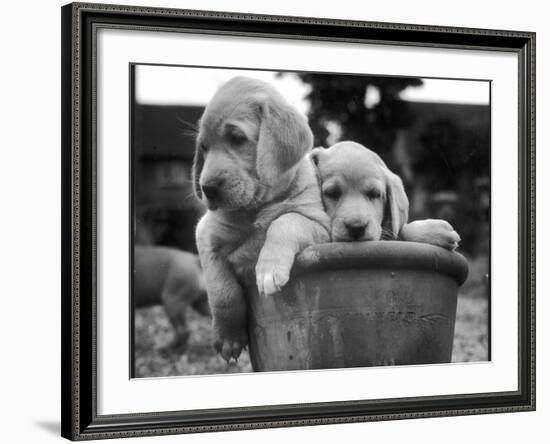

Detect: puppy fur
[193, 76, 330, 361]
[311, 141, 460, 249]
[134, 245, 209, 352]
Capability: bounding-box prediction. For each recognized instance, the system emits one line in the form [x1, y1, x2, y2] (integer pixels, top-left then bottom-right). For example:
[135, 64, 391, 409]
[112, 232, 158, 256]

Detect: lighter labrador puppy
[134, 245, 209, 352]
[311, 141, 460, 249]
[193, 77, 330, 361]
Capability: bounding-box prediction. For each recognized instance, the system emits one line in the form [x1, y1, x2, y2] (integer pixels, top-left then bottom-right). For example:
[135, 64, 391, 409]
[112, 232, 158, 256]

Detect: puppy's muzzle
[201, 178, 224, 202]
[345, 222, 367, 240]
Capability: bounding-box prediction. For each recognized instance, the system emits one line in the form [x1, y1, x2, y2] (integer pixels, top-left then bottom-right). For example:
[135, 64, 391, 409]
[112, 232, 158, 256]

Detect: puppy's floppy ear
[191, 141, 205, 199]
[382, 169, 409, 239]
[256, 95, 313, 186]
[310, 146, 325, 169]
[310, 147, 327, 189]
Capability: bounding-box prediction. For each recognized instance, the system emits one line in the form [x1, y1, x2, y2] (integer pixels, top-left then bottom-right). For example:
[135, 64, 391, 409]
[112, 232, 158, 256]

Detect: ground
[135, 291, 488, 378]
[135, 305, 252, 377]
[451, 295, 489, 362]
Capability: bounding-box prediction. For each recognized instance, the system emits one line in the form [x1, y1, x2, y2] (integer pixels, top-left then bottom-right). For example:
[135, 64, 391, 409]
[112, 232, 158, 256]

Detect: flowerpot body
[247, 241, 469, 371]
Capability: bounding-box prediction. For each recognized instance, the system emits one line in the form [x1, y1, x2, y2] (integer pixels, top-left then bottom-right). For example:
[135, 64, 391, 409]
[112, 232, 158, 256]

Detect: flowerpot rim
[292, 241, 469, 285]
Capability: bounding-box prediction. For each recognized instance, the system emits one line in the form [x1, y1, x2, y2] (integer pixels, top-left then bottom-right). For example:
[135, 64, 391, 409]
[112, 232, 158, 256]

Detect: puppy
[134, 245, 209, 352]
[193, 76, 330, 362]
[311, 141, 460, 249]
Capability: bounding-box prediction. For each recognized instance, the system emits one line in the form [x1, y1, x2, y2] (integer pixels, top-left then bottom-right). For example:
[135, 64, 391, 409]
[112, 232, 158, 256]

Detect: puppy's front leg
[198, 249, 248, 362]
[256, 213, 329, 297]
[400, 219, 461, 250]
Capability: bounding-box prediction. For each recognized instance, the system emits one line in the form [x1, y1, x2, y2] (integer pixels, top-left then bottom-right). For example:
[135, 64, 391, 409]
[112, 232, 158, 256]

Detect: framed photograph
[61, 2, 535, 440]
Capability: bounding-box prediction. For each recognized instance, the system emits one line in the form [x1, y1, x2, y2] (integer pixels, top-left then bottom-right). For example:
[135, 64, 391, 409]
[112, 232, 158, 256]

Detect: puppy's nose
[346, 223, 366, 240]
[201, 179, 223, 200]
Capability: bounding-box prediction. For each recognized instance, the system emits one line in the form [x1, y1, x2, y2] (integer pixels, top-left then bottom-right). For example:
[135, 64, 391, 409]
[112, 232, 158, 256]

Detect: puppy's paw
[255, 252, 292, 297]
[424, 219, 461, 250]
[213, 323, 248, 363]
[402, 219, 460, 250]
[429, 220, 461, 250]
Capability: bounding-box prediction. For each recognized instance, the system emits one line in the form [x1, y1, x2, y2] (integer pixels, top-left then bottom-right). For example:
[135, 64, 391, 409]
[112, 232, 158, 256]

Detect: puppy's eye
[200, 143, 208, 153]
[227, 131, 247, 146]
[365, 189, 382, 199]
[323, 187, 341, 200]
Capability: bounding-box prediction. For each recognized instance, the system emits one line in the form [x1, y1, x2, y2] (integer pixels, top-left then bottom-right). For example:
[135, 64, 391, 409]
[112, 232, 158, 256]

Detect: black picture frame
[61, 2, 536, 440]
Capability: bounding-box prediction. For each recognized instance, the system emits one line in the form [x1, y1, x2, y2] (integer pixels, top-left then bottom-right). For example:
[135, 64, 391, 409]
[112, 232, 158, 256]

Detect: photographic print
[131, 65, 490, 378]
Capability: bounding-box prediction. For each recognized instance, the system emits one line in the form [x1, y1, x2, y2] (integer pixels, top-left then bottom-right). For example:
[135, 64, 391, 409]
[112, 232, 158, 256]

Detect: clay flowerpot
[247, 241, 469, 372]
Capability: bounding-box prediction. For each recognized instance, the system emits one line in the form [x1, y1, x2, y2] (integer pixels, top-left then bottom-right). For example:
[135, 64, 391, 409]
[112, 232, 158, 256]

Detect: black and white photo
[131, 66, 490, 377]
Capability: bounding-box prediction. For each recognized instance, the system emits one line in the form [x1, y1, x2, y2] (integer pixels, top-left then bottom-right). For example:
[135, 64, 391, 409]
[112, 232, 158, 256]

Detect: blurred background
[132, 65, 490, 377]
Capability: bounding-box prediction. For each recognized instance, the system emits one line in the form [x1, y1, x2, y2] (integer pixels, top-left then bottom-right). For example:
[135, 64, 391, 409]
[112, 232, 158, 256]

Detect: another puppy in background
[193, 77, 330, 362]
[134, 245, 209, 353]
[311, 141, 460, 249]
